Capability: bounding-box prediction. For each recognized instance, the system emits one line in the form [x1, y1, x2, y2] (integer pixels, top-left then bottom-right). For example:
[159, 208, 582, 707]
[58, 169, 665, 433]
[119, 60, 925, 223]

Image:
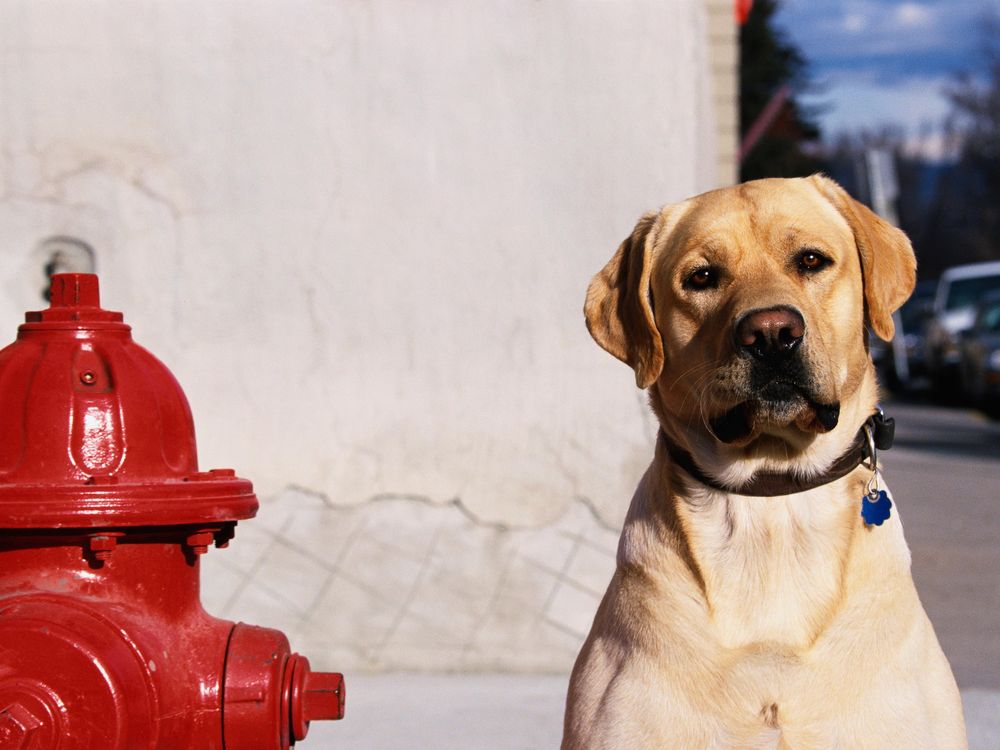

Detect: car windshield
[900, 285, 935, 329]
[945, 275, 1000, 310]
[981, 302, 1000, 332]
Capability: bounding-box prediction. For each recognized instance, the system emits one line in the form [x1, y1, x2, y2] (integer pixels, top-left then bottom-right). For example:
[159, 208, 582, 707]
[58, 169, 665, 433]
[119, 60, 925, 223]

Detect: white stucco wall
[0, 1, 727, 670]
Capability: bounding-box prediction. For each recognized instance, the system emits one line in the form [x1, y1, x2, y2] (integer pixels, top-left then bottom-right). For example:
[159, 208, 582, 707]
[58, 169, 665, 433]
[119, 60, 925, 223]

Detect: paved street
[880, 398, 1000, 691]
[307, 400, 1000, 749]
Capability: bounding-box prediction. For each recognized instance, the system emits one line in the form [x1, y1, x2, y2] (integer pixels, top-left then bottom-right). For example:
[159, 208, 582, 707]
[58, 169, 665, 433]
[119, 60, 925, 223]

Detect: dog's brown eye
[797, 250, 829, 273]
[685, 267, 718, 290]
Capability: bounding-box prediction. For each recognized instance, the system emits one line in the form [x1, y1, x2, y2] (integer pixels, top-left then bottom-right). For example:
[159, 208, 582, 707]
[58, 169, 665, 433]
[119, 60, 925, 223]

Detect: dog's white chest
[687, 491, 850, 647]
[743, 728, 782, 750]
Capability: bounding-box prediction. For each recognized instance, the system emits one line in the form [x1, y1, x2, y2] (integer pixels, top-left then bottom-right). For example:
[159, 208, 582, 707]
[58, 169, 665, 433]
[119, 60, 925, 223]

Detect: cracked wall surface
[202, 489, 620, 672]
[0, 1, 730, 669]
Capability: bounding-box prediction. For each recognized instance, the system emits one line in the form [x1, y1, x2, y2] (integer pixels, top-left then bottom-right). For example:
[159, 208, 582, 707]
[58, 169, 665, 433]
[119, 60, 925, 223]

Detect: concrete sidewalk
[306, 673, 999, 749]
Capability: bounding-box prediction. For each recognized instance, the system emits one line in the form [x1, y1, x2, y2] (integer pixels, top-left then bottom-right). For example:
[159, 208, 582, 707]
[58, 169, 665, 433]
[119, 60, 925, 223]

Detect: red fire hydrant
[0, 274, 344, 748]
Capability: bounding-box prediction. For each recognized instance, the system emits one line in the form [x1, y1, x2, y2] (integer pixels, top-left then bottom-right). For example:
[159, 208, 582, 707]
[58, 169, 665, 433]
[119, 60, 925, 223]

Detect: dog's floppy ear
[585, 211, 664, 388]
[812, 174, 916, 340]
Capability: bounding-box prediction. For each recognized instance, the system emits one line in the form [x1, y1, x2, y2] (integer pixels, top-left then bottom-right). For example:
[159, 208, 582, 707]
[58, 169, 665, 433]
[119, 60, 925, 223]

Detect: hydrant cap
[0, 274, 257, 527]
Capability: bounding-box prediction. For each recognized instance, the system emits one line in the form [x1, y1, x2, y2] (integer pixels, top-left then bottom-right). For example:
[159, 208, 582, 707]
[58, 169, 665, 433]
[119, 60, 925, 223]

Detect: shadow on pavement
[884, 392, 1000, 461]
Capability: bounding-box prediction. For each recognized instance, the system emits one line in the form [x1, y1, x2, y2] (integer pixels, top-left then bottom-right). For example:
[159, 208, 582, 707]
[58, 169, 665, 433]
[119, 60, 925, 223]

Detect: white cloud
[843, 12, 867, 33]
[802, 72, 953, 146]
[896, 2, 933, 27]
[783, 1, 955, 58]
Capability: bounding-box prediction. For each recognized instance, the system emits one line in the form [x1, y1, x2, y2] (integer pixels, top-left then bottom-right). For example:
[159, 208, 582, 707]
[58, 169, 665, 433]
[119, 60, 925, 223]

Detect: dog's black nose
[735, 306, 805, 361]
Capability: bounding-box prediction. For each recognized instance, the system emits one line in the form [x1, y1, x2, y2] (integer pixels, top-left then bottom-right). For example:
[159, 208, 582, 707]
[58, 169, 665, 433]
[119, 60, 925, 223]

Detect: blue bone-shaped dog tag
[861, 490, 893, 526]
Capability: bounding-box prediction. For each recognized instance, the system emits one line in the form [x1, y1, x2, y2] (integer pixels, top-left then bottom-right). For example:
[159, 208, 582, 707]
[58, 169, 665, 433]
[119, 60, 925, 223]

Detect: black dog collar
[662, 411, 895, 497]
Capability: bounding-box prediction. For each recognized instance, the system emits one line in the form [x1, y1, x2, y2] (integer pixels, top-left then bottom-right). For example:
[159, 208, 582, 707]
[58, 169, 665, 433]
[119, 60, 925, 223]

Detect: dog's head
[585, 176, 915, 480]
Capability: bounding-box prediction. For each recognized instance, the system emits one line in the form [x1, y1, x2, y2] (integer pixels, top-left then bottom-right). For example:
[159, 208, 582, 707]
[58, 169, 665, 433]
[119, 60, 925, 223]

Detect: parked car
[924, 260, 1000, 393]
[882, 280, 936, 391]
[959, 289, 1000, 416]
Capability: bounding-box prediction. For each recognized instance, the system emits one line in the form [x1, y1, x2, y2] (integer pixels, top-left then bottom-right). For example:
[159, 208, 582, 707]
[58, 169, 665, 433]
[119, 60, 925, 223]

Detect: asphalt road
[879, 397, 1000, 690]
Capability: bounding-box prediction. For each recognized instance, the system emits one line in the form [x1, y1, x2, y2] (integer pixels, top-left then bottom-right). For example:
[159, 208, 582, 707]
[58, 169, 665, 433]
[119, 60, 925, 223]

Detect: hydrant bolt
[214, 525, 236, 549]
[87, 534, 119, 561]
[185, 531, 216, 556]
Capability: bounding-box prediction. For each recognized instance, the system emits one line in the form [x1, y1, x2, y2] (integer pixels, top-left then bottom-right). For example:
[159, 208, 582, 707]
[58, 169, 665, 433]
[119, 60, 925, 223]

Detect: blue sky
[774, 0, 1000, 156]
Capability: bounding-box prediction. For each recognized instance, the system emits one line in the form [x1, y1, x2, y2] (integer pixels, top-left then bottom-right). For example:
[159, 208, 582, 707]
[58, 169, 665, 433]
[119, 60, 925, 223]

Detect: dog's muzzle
[709, 306, 840, 443]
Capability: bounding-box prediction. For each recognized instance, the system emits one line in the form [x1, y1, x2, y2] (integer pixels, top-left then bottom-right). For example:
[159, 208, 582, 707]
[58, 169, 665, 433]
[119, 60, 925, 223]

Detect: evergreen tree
[739, 0, 825, 181]
[934, 15, 1000, 264]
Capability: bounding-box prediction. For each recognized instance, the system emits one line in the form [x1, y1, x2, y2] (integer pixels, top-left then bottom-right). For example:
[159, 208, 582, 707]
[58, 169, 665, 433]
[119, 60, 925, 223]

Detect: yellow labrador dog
[563, 176, 967, 749]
